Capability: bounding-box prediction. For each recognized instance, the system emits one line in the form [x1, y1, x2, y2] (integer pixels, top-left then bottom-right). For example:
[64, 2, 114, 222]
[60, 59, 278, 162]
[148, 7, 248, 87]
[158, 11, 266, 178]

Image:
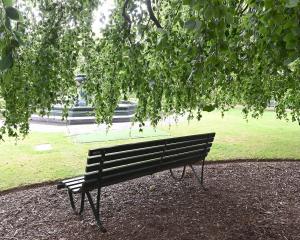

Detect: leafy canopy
[0, 0, 299, 138]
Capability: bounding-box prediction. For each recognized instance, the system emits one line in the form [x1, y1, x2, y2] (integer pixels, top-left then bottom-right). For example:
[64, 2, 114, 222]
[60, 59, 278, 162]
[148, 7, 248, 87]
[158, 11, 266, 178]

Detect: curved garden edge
[1, 158, 299, 196]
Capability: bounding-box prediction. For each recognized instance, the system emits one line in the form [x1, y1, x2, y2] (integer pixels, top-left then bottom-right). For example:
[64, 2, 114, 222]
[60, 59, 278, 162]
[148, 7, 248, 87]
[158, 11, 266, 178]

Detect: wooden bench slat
[166, 133, 215, 144]
[89, 138, 166, 156]
[163, 149, 209, 165]
[165, 143, 212, 157]
[166, 137, 214, 150]
[71, 187, 82, 193]
[68, 183, 83, 190]
[86, 151, 164, 172]
[62, 176, 84, 184]
[57, 176, 84, 189]
[104, 145, 164, 162]
[85, 163, 100, 172]
[65, 179, 85, 187]
[87, 145, 164, 165]
[104, 152, 162, 168]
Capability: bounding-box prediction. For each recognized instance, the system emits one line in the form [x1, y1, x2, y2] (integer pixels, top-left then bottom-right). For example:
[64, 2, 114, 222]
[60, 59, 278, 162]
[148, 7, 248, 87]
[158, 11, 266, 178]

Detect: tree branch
[122, 0, 133, 44]
[122, 0, 131, 28]
[240, 4, 249, 15]
[146, 0, 162, 29]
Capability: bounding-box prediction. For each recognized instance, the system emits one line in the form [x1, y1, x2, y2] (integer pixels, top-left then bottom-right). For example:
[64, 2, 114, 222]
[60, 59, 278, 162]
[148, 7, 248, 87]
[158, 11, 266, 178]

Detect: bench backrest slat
[165, 133, 214, 144]
[165, 142, 212, 157]
[87, 145, 164, 165]
[86, 151, 163, 172]
[88, 138, 166, 156]
[165, 137, 214, 150]
[104, 145, 164, 162]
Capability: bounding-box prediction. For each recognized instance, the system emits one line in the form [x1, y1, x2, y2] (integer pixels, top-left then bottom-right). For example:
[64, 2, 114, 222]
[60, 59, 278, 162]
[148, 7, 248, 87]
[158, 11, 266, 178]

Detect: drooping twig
[122, 0, 131, 28]
[240, 4, 249, 14]
[122, 0, 133, 44]
[146, 0, 162, 29]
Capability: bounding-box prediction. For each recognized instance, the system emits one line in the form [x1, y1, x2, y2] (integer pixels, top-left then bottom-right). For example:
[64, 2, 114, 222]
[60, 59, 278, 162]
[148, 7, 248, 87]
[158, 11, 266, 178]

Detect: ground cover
[1, 162, 299, 240]
[0, 108, 299, 190]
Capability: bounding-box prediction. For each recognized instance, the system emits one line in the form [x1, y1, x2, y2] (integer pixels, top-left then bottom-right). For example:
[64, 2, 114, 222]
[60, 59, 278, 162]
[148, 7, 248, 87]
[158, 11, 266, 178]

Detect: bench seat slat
[68, 183, 83, 190]
[65, 179, 85, 187]
[57, 176, 84, 189]
[62, 176, 84, 184]
[71, 187, 81, 193]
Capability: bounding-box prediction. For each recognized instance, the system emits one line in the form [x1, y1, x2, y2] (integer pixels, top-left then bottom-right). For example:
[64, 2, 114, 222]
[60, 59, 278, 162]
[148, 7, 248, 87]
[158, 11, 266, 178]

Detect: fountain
[31, 75, 136, 125]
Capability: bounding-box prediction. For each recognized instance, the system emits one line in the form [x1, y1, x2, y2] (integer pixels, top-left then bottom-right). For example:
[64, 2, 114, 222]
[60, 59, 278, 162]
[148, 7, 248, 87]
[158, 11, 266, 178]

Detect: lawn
[0, 108, 299, 191]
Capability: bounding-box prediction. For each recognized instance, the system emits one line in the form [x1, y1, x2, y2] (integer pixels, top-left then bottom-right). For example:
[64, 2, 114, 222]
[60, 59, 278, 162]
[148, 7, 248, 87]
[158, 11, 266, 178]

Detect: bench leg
[86, 188, 107, 233]
[79, 192, 85, 215]
[189, 159, 207, 190]
[169, 165, 187, 181]
[68, 190, 85, 215]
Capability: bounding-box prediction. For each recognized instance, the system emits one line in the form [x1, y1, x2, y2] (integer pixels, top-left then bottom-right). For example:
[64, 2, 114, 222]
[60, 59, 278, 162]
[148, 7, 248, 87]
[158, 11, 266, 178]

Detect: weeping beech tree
[0, 0, 299, 138]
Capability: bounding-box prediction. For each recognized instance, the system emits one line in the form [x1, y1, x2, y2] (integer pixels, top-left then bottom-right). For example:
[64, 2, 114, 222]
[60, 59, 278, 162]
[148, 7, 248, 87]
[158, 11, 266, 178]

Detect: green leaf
[5, 17, 11, 30]
[0, 52, 13, 70]
[203, 105, 216, 112]
[204, 7, 214, 19]
[184, 20, 196, 29]
[3, 0, 13, 7]
[184, 19, 201, 31]
[14, 31, 24, 45]
[5, 7, 19, 21]
[287, 58, 300, 71]
[285, 0, 299, 8]
[264, 0, 274, 8]
[283, 33, 297, 49]
[182, 0, 192, 5]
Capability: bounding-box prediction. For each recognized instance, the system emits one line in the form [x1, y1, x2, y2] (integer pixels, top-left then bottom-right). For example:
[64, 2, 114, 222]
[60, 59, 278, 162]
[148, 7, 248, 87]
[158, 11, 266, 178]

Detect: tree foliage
[0, 0, 299, 138]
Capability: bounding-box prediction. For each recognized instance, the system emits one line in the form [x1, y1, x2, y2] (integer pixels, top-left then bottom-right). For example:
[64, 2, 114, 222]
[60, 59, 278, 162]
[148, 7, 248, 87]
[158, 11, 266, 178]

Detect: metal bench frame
[57, 133, 215, 232]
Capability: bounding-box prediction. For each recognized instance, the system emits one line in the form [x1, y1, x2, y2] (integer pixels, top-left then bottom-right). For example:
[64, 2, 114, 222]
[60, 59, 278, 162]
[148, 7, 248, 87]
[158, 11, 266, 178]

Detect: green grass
[72, 127, 170, 143]
[159, 109, 300, 160]
[0, 108, 299, 191]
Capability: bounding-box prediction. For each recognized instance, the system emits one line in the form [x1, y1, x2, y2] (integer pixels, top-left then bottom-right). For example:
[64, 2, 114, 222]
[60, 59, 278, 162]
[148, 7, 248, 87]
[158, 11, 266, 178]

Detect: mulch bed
[1, 161, 300, 240]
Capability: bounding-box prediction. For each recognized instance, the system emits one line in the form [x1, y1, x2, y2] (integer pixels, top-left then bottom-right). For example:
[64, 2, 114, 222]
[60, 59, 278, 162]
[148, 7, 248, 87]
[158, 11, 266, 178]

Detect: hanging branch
[146, 0, 162, 29]
[240, 4, 249, 15]
[122, 0, 133, 44]
[122, 0, 131, 28]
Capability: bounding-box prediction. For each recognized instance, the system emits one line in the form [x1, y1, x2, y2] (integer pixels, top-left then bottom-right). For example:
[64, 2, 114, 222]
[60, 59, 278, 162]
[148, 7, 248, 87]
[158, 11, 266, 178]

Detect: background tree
[0, 0, 299, 138]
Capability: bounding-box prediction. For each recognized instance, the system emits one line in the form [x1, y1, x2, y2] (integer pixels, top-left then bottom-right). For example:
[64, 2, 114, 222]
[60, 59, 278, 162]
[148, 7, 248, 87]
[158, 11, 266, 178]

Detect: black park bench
[57, 133, 215, 232]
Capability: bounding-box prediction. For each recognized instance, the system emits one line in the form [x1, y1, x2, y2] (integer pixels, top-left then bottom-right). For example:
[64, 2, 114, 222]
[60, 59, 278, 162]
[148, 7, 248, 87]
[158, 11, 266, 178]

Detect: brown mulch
[0, 161, 300, 240]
